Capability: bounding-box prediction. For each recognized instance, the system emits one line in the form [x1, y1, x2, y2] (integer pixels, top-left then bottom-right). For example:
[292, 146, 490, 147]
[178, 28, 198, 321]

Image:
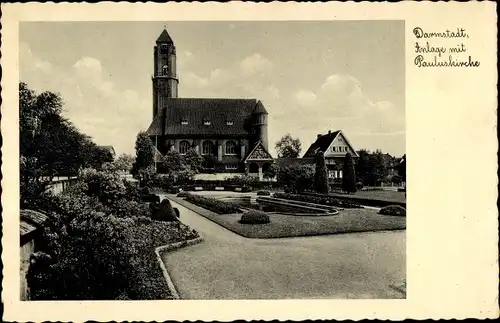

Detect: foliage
[201, 154, 220, 170]
[227, 174, 261, 188]
[263, 163, 278, 179]
[184, 148, 204, 172]
[275, 133, 302, 158]
[185, 194, 242, 214]
[342, 153, 357, 193]
[397, 155, 406, 185]
[239, 210, 270, 224]
[114, 153, 135, 173]
[355, 149, 392, 186]
[150, 199, 179, 222]
[26, 166, 199, 300]
[356, 182, 364, 190]
[138, 165, 156, 187]
[277, 164, 315, 193]
[314, 151, 330, 194]
[273, 192, 363, 209]
[256, 190, 271, 196]
[177, 191, 190, 197]
[132, 132, 154, 176]
[379, 205, 406, 216]
[162, 150, 186, 172]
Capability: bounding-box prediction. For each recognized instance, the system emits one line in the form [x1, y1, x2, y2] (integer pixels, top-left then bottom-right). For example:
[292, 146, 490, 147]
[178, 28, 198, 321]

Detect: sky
[19, 21, 405, 157]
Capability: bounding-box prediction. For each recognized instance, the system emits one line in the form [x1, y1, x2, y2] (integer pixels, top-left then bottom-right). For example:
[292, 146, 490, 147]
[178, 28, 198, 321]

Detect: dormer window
[226, 121, 234, 126]
[181, 119, 188, 125]
[204, 120, 211, 126]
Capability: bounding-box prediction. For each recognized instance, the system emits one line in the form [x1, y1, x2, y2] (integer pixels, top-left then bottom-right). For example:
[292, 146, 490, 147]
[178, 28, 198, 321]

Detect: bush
[257, 190, 271, 196]
[185, 194, 242, 214]
[379, 205, 406, 216]
[176, 191, 190, 197]
[277, 164, 315, 193]
[150, 199, 179, 222]
[239, 210, 270, 224]
[314, 151, 329, 194]
[342, 153, 357, 193]
[273, 192, 362, 209]
[356, 182, 364, 190]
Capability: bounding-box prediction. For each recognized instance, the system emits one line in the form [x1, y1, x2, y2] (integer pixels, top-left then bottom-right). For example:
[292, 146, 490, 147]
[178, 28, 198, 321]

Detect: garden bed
[170, 196, 405, 239]
[184, 193, 243, 214]
[274, 192, 363, 209]
[303, 191, 406, 207]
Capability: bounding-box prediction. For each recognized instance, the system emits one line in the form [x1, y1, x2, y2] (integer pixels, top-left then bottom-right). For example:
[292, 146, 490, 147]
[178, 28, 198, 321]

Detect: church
[146, 28, 274, 180]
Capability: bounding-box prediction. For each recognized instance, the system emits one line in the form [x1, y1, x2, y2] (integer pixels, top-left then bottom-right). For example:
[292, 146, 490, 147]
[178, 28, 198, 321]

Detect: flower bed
[273, 192, 362, 209]
[184, 194, 242, 214]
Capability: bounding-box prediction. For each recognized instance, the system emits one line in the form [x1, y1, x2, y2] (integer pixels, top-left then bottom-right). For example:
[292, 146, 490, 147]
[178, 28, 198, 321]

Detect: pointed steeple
[252, 100, 268, 114]
[156, 28, 173, 43]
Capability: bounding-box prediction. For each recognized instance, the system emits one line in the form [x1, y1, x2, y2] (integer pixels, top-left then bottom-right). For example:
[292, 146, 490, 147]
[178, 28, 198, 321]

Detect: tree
[131, 132, 154, 176]
[114, 153, 135, 173]
[275, 134, 301, 158]
[263, 163, 278, 179]
[355, 149, 390, 186]
[162, 150, 186, 173]
[184, 148, 204, 173]
[314, 151, 329, 194]
[397, 154, 406, 188]
[342, 153, 357, 193]
[277, 164, 315, 193]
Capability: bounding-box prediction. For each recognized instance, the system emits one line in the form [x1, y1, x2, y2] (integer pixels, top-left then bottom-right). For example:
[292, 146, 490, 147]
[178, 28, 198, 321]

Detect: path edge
[155, 236, 204, 300]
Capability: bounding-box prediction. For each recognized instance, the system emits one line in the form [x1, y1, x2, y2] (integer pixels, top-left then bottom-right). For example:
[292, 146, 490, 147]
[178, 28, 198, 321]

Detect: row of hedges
[273, 192, 363, 209]
[184, 193, 243, 214]
[239, 210, 270, 224]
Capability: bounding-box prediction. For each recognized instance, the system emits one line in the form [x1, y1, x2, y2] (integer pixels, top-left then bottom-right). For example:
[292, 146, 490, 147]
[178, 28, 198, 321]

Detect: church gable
[245, 141, 273, 162]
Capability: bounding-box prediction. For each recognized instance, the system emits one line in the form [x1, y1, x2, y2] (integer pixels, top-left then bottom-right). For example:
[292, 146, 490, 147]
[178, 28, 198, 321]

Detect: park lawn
[170, 196, 405, 239]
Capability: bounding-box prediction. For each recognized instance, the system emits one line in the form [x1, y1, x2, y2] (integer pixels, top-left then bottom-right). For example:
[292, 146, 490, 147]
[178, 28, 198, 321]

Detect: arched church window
[179, 141, 190, 155]
[162, 64, 168, 76]
[225, 140, 236, 155]
[202, 140, 215, 155]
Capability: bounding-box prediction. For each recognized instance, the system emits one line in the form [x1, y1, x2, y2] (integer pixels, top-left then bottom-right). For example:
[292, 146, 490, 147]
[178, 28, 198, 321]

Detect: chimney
[328, 130, 331, 134]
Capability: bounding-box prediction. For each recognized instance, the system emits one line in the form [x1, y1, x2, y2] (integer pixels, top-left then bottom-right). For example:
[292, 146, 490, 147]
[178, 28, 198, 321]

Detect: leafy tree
[162, 150, 186, 173]
[355, 149, 391, 186]
[342, 153, 357, 193]
[184, 148, 204, 172]
[397, 154, 406, 187]
[277, 164, 315, 193]
[131, 132, 154, 176]
[114, 153, 135, 173]
[263, 163, 278, 179]
[314, 151, 329, 194]
[275, 133, 302, 158]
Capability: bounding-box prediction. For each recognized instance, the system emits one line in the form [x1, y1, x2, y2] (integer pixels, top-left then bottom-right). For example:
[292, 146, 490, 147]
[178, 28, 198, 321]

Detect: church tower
[152, 28, 179, 118]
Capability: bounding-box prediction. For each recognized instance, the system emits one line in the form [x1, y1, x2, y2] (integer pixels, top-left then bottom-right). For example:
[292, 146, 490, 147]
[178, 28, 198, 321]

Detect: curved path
[160, 195, 405, 299]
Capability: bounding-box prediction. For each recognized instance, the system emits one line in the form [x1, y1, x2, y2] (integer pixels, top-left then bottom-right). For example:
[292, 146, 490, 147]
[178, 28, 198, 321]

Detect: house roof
[21, 209, 49, 226]
[98, 145, 115, 155]
[156, 29, 173, 43]
[303, 131, 340, 157]
[147, 98, 263, 136]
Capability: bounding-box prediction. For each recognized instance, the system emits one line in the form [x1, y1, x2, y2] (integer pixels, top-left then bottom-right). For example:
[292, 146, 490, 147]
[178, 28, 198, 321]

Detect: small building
[302, 130, 359, 180]
[20, 209, 49, 300]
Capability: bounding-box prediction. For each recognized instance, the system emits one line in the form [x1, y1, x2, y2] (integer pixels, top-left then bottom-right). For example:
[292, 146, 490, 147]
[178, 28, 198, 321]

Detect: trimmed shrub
[185, 194, 242, 214]
[239, 210, 270, 224]
[273, 192, 362, 209]
[314, 151, 329, 194]
[257, 190, 271, 196]
[379, 205, 406, 216]
[342, 153, 357, 193]
[150, 199, 179, 222]
[176, 191, 190, 197]
[356, 182, 364, 190]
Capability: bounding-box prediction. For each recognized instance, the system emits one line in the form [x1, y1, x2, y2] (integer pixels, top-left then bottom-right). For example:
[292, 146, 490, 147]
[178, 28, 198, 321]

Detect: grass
[171, 196, 405, 239]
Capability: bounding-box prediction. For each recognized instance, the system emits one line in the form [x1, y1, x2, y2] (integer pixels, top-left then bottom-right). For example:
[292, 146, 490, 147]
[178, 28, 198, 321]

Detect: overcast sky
[20, 21, 405, 157]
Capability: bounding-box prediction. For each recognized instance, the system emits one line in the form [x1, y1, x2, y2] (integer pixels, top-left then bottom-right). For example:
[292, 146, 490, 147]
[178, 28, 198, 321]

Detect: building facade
[146, 28, 273, 179]
[303, 130, 359, 180]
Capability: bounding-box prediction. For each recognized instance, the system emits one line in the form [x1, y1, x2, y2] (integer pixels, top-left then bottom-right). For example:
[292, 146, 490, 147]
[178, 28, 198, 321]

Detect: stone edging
[155, 236, 204, 300]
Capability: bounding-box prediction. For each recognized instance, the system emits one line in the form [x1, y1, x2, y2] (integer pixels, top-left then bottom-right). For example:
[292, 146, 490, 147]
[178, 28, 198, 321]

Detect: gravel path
[160, 196, 406, 299]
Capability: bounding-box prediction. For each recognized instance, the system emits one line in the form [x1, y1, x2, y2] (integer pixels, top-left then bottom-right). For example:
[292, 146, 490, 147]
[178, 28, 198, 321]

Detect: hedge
[239, 210, 270, 224]
[379, 205, 406, 216]
[273, 192, 362, 209]
[184, 194, 242, 214]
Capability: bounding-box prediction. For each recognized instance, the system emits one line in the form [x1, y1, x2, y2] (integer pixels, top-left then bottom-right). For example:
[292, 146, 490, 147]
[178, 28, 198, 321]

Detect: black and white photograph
[19, 20, 406, 301]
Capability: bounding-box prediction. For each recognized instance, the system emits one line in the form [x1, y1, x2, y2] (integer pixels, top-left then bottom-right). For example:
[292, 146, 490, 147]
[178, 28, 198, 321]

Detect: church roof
[303, 130, 341, 157]
[156, 29, 173, 43]
[147, 98, 262, 136]
[252, 100, 268, 114]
